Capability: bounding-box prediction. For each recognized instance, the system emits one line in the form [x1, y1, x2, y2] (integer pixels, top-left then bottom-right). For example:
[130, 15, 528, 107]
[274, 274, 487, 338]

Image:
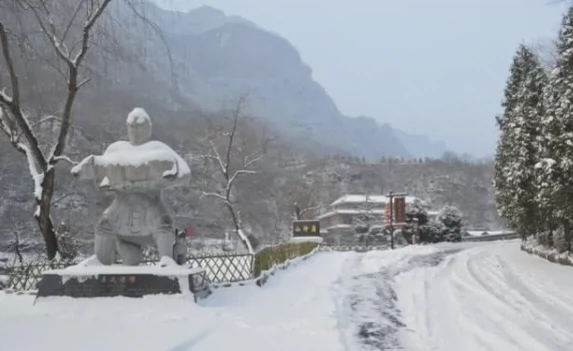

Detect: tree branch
[208, 139, 227, 177]
[51, 0, 112, 164]
[0, 20, 47, 169]
[243, 154, 263, 169]
[228, 169, 256, 189]
[73, 0, 112, 66]
[299, 204, 322, 218]
[201, 191, 229, 204]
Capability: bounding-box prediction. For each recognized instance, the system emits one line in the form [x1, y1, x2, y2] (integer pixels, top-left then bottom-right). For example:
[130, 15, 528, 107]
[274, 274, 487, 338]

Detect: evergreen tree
[538, 5, 573, 250]
[494, 45, 547, 239]
[495, 46, 529, 229]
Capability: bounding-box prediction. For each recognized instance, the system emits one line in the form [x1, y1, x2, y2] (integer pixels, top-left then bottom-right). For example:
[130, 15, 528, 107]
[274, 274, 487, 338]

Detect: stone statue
[71, 108, 191, 266]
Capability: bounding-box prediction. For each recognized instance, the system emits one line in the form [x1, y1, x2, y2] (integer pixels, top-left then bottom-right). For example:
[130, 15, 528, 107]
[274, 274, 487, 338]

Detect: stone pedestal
[36, 264, 210, 301]
[290, 236, 323, 244]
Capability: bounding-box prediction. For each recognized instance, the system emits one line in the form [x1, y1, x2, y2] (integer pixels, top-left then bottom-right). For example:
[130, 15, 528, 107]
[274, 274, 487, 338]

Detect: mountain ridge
[131, 1, 451, 159]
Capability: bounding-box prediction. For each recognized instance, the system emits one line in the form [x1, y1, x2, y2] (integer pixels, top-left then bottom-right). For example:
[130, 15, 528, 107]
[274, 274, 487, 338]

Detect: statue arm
[71, 155, 105, 182]
[162, 158, 191, 187]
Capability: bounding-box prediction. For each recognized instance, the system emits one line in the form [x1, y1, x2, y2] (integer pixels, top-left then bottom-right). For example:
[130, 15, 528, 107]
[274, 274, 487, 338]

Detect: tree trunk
[564, 219, 571, 253]
[35, 169, 58, 259]
[225, 201, 252, 254]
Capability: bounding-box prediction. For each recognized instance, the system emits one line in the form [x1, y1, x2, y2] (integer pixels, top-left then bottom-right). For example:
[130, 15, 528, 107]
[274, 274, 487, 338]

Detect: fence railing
[5, 251, 254, 292]
[5, 243, 389, 292]
[186, 254, 254, 283]
[7, 258, 77, 292]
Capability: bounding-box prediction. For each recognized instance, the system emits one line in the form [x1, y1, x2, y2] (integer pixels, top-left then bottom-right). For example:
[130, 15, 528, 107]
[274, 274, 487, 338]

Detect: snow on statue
[71, 108, 191, 266]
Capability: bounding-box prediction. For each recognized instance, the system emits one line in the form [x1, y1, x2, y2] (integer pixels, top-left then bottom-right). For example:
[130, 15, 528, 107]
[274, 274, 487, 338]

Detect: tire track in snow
[338, 248, 463, 351]
[397, 242, 573, 351]
[464, 252, 573, 349]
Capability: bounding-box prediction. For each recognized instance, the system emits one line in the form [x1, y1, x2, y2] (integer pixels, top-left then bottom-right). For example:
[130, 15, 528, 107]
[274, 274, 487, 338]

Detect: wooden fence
[5, 252, 254, 292]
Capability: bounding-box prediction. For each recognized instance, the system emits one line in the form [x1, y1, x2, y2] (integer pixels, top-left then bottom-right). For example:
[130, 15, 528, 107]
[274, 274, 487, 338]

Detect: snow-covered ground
[1, 240, 572, 351]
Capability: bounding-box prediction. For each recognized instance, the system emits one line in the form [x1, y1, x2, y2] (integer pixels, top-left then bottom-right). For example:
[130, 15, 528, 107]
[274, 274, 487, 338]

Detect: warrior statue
[71, 108, 191, 266]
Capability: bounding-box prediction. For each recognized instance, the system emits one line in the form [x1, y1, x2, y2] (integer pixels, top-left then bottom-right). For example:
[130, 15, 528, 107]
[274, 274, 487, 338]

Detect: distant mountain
[112, 3, 425, 159]
[392, 128, 448, 159]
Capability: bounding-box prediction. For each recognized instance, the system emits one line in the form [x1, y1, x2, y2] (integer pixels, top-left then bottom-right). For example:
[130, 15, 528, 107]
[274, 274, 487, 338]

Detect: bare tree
[5, 208, 41, 264]
[0, 0, 112, 259]
[290, 183, 322, 221]
[199, 96, 265, 254]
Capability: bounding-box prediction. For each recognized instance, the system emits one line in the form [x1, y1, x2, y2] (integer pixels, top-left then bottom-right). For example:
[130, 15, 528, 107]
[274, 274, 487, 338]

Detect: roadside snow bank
[521, 237, 573, 266]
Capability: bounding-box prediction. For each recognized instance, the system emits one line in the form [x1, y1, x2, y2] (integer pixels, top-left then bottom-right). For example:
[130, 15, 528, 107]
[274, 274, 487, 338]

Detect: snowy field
[1, 240, 573, 351]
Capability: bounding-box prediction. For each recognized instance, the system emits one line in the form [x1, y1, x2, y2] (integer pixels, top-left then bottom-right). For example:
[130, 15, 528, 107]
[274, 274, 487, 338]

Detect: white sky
[153, 0, 568, 156]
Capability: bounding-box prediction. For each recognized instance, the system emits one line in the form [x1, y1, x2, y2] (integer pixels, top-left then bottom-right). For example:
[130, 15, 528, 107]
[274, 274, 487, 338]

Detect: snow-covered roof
[318, 209, 385, 219]
[330, 194, 419, 207]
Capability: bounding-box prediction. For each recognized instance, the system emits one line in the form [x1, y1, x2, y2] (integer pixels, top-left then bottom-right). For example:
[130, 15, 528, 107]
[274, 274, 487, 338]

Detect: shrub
[253, 241, 318, 277]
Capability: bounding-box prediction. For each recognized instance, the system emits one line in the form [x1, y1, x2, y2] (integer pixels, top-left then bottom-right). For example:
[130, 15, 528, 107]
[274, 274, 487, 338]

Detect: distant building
[318, 194, 436, 245]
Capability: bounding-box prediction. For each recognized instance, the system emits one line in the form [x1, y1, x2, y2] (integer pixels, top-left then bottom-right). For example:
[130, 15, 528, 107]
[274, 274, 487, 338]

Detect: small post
[389, 191, 394, 249]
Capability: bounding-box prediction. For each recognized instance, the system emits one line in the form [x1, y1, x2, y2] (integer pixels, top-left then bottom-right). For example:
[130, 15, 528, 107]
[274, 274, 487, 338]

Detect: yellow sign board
[293, 220, 320, 237]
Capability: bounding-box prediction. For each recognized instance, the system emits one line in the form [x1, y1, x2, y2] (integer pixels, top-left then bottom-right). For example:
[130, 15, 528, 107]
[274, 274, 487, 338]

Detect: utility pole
[386, 190, 408, 250]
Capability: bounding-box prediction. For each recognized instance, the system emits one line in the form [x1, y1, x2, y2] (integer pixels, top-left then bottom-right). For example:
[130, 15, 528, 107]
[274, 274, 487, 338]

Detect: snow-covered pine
[494, 46, 528, 227]
[494, 45, 547, 240]
[507, 47, 546, 238]
[537, 5, 573, 251]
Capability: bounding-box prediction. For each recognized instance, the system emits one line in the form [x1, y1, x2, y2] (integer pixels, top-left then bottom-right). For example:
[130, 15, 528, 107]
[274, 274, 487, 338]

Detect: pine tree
[495, 45, 547, 239]
[537, 5, 573, 250]
[494, 46, 529, 229]
[508, 47, 547, 237]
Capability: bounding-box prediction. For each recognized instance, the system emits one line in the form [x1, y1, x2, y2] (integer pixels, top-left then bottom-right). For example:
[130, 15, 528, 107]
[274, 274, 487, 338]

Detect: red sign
[185, 224, 194, 238]
[384, 204, 391, 225]
[394, 197, 406, 224]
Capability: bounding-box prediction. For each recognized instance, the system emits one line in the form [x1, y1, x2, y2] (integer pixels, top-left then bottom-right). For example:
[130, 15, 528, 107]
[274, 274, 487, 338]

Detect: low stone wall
[521, 242, 573, 267]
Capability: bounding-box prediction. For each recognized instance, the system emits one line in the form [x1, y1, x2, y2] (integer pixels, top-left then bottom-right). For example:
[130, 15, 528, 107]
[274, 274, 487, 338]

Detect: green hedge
[253, 242, 319, 277]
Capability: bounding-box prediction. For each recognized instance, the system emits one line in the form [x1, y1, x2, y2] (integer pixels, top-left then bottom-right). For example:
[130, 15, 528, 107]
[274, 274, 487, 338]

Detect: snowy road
[1, 241, 573, 351]
[394, 242, 573, 351]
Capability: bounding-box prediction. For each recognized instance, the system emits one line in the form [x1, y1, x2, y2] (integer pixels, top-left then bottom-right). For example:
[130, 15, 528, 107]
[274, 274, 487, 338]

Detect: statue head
[126, 108, 152, 146]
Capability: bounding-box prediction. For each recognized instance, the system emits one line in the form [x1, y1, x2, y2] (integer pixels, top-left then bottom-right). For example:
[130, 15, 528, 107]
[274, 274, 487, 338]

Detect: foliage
[495, 45, 547, 239]
[402, 199, 429, 243]
[253, 242, 318, 277]
[352, 194, 386, 245]
[403, 202, 462, 243]
[494, 4, 573, 253]
[436, 205, 463, 242]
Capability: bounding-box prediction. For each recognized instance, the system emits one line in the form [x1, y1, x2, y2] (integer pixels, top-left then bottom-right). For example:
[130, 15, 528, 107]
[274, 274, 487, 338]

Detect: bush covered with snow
[436, 206, 463, 242]
[403, 204, 463, 244]
[253, 241, 319, 277]
[521, 237, 573, 266]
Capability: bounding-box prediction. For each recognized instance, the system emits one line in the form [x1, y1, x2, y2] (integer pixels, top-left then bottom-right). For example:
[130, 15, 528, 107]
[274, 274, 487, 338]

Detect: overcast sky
[153, 0, 568, 156]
